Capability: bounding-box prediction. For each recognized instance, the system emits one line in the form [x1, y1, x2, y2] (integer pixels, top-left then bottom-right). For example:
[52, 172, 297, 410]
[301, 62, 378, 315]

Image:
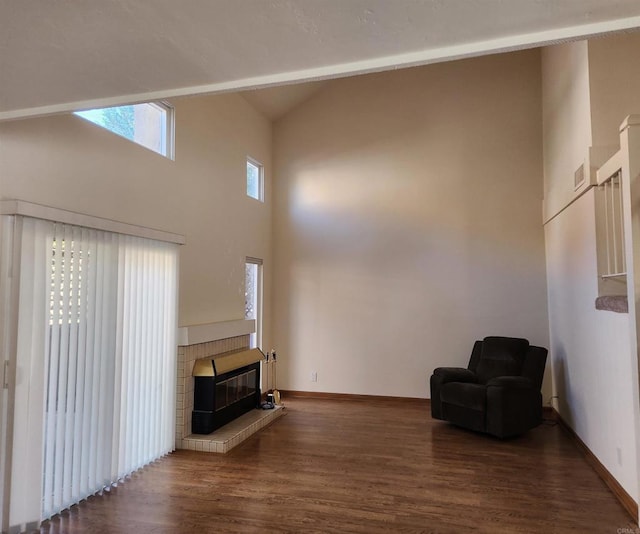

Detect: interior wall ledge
[620, 114, 640, 132]
[595, 295, 628, 313]
[177, 319, 255, 346]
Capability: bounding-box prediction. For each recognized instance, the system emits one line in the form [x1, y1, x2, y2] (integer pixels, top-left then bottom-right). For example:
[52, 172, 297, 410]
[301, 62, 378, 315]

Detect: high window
[245, 258, 263, 349]
[246, 158, 264, 201]
[75, 102, 174, 159]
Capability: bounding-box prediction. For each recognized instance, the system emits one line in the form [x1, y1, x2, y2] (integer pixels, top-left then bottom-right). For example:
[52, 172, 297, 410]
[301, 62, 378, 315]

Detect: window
[245, 258, 263, 349]
[74, 102, 174, 159]
[247, 158, 264, 201]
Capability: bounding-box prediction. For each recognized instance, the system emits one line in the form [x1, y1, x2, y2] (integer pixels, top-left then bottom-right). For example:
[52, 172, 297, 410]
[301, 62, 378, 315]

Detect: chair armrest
[486, 376, 534, 389]
[433, 367, 477, 384]
[430, 367, 477, 420]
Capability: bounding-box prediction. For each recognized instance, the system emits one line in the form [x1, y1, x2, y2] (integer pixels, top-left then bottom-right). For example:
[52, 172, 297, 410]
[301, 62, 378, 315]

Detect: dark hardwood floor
[41, 397, 636, 533]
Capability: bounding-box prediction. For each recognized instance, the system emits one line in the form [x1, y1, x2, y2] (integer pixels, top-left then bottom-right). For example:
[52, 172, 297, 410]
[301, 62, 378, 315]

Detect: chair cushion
[440, 382, 487, 412]
[475, 336, 529, 384]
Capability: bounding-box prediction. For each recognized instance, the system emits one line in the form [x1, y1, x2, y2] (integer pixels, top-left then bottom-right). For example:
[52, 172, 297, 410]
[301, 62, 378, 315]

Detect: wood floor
[40, 397, 635, 533]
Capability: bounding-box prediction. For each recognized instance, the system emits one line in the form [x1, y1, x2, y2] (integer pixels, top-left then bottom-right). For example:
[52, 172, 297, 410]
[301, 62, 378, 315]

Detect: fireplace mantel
[177, 319, 255, 346]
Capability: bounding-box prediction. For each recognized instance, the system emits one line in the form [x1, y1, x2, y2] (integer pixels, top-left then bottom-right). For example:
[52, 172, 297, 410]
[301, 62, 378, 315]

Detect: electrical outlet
[617, 447, 622, 466]
[311, 371, 318, 382]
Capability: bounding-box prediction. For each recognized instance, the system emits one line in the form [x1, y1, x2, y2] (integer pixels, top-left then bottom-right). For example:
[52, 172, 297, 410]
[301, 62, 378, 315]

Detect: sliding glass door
[1, 215, 179, 531]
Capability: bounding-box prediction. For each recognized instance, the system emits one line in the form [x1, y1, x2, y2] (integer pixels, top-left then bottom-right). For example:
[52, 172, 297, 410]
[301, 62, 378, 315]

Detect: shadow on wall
[552, 343, 574, 425]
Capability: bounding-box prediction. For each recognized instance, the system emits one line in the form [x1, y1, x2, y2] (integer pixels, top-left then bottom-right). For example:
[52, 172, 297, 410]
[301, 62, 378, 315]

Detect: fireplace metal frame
[191, 349, 262, 434]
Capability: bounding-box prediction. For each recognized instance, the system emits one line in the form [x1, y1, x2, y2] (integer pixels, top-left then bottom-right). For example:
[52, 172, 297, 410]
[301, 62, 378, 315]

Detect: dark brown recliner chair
[430, 336, 547, 438]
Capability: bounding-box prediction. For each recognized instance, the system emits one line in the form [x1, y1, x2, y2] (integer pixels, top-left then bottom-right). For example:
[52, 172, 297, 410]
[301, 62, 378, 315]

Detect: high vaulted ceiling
[2, 0, 640, 121]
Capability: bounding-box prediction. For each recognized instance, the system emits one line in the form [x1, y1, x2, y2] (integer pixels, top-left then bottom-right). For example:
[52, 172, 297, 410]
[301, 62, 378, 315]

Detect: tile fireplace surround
[175, 320, 284, 452]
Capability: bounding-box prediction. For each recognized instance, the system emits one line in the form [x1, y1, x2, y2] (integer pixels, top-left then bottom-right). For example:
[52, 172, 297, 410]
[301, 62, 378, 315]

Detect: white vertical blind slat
[93, 236, 105, 494]
[136, 241, 146, 467]
[96, 233, 111, 492]
[57, 223, 73, 511]
[151, 245, 161, 457]
[10, 218, 49, 528]
[111, 238, 125, 483]
[106, 233, 117, 489]
[24, 220, 50, 521]
[166, 250, 178, 452]
[124, 240, 135, 476]
[71, 227, 89, 503]
[135, 242, 145, 469]
[119, 242, 133, 479]
[126, 241, 135, 472]
[80, 237, 98, 500]
[143, 243, 153, 465]
[138, 242, 146, 465]
[45, 223, 63, 515]
[0, 216, 15, 534]
[42, 227, 55, 517]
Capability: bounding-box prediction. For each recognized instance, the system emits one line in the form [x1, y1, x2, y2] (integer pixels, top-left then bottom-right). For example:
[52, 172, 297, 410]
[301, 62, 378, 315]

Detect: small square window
[247, 158, 264, 201]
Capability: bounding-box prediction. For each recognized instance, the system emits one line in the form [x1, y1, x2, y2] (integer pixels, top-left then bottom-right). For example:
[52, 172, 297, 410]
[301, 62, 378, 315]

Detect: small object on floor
[272, 351, 282, 405]
[261, 401, 275, 410]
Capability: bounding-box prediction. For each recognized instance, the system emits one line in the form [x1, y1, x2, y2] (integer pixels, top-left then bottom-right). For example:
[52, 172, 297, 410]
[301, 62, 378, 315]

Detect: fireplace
[191, 348, 263, 434]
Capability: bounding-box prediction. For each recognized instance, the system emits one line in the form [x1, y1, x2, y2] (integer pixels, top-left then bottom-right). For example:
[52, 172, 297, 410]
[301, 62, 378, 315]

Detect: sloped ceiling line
[1, 1, 640, 121]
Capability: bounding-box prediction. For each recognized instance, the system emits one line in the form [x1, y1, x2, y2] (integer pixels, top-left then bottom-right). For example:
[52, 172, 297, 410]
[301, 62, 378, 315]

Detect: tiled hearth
[175, 324, 284, 452]
[182, 405, 285, 453]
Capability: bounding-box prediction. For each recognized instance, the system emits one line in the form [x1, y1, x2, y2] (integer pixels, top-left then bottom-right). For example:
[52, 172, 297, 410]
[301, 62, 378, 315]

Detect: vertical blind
[8, 217, 178, 529]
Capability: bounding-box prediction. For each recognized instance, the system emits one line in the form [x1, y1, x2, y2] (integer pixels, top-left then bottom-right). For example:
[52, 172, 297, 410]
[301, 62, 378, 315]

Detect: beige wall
[541, 40, 592, 217]
[545, 189, 638, 500]
[542, 34, 640, 222]
[541, 33, 640, 503]
[0, 93, 273, 346]
[589, 32, 640, 148]
[273, 50, 550, 398]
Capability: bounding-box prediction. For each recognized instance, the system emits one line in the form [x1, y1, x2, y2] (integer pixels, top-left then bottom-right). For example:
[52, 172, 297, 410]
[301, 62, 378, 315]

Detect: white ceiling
[2, 1, 640, 121]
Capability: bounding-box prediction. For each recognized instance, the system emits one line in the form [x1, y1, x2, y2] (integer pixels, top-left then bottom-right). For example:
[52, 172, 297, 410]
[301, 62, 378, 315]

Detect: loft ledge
[595, 295, 628, 314]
